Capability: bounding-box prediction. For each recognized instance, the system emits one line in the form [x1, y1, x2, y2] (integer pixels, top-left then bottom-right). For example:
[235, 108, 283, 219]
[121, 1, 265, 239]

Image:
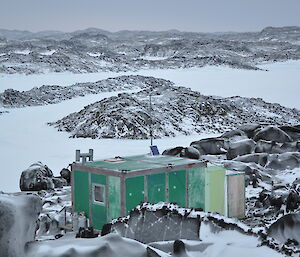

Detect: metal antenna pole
[149, 94, 153, 146]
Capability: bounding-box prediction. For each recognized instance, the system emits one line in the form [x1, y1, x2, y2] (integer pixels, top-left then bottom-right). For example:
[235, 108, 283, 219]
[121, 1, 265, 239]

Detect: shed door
[125, 176, 144, 215]
[169, 169, 186, 207]
[147, 173, 166, 203]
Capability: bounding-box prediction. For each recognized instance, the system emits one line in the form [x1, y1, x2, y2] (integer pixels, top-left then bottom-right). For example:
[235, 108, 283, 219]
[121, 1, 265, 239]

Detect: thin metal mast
[149, 94, 153, 146]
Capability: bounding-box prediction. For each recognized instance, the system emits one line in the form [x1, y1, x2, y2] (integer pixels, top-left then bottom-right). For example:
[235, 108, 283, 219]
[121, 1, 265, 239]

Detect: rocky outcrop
[19, 162, 67, 191]
[48, 83, 300, 139]
[1, 26, 300, 75]
[0, 193, 42, 257]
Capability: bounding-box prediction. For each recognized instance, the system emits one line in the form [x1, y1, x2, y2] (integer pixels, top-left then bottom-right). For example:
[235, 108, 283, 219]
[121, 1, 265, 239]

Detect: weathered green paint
[125, 176, 144, 214]
[169, 169, 186, 207]
[205, 165, 225, 215]
[108, 176, 121, 220]
[91, 173, 106, 230]
[188, 166, 205, 210]
[147, 173, 166, 203]
[73, 170, 90, 218]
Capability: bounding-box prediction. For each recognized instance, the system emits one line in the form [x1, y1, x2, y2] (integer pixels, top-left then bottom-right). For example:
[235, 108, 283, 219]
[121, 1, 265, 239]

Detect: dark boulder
[52, 177, 67, 188]
[20, 162, 55, 191]
[265, 152, 300, 170]
[238, 124, 261, 138]
[60, 168, 71, 184]
[162, 146, 184, 156]
[226, 139, 256, 160]
[286, 189, 300, 212]
[253, 126, 293, 143]
[255, 140, 282, 154]
[190, 137, 227, 155]
[180, 147, 200, 160]
[279, 125, 300, 141]
[233, 153, 268, 167]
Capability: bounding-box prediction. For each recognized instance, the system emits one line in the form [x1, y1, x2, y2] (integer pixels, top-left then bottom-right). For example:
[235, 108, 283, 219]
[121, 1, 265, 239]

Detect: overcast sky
[1, 0, 300, 33]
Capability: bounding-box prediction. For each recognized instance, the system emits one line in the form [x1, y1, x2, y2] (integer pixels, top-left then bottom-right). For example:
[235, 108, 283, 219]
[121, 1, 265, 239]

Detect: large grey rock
[190, 138, 227, 155]
[279, 125, 300, 141]
[226, 139, 256, 160]
[19, 162, 55, 191]
[162, 147, 184, 157]
[104, 204, 201, 244]
[255, 140, 282, 154]
[233, 153, 269, 167]
[268, 213, 300, 247]
[265, 152, 300, 170]
[0, 193, 42, 257]
[238, 124, 261, 138]
[180, 147, 200, 160]
[253, 126, 293, 143]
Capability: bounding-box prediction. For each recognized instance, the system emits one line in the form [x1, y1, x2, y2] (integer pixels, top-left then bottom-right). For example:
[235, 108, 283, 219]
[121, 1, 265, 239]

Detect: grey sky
[1, 0, 300, 32]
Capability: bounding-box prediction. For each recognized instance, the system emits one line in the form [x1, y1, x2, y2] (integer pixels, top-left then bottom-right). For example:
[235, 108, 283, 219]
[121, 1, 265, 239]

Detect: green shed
[71, 153, 244, 230]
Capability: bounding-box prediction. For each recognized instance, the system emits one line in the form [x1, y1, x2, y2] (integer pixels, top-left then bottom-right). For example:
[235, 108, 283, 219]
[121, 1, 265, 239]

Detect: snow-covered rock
[19, 162, 67, 191]
[0, 26, 300, 75]
[49, 84, 300, 139]
[0, 193, 42, 257]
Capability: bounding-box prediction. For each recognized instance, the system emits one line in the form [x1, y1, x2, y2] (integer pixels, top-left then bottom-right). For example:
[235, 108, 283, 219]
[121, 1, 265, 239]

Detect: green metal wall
[73, 170, 90, 218]
[108, 176, 121, 221]
[91, 173, 106, 230]
[205, 166, 225, 215]
[168, 169, 186, 207]
[188, 166, 205, 210]
[147, 173, 166, 203]
[125, 176, 144, 215]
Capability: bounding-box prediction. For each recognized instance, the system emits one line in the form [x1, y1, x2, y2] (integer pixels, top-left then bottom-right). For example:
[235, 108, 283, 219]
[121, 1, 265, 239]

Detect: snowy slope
[1, 60, 300, 110]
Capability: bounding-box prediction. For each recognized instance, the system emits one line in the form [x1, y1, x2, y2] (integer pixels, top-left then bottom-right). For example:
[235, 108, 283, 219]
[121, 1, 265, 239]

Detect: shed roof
[84, 154, 203, 172]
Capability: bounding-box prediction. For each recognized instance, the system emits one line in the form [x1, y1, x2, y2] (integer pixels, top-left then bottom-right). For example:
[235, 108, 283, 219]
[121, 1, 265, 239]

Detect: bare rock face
[0, 193, 42, 257]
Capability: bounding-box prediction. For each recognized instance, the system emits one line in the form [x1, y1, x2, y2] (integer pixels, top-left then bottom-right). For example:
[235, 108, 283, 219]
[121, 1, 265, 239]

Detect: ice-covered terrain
[0, 26, 300, 75]
[1, 60, 300, 109]
[0, 26, 299, 257]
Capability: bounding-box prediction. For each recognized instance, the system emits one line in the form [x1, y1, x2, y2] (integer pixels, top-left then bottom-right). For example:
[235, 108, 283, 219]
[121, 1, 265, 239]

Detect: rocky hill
[0, 26, 299, 74]
[0, 75, 172, 108]
[48, 78, 300, 139]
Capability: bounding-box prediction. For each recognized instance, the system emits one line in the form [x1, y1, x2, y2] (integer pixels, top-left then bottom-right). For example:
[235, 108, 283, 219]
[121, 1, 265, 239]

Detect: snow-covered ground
[1, 60, 300, 109]
[0, 91, 216, 193]
[0, 61, 299, 192]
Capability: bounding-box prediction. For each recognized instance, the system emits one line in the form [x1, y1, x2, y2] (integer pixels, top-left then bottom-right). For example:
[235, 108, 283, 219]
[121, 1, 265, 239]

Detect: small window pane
[94, 185, 104, 203]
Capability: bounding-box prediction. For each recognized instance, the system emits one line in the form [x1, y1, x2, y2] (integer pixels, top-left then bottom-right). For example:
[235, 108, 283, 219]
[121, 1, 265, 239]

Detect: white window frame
[92, 183, 105, 205]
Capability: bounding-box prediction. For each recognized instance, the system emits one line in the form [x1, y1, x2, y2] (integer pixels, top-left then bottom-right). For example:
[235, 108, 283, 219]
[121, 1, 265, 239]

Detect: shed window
[93, 184, 105, 204]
